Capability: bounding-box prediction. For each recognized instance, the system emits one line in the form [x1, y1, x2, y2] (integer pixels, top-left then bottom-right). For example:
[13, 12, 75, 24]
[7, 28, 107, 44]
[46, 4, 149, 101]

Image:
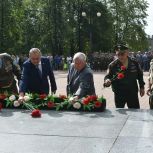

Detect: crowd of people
[10, 50, 153, 72]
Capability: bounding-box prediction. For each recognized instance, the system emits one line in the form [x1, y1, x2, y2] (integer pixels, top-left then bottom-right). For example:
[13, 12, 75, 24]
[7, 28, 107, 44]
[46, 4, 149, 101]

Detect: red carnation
[82, 98, 90, 105]
[85, 96, 92, 101]
[47, 101, 55, 108]
[59, 95, 67, 100]
[90, 95, 98, 101]
[0, 103, 3, 111]
[121, 66, 126, 71]
[0, 94, 6, 100]
[86, 96, 91, 101]
[39, 94, 47, 100]
[117, 73, 125, 79]
[94, 101, 102, 108]
[31, 109, 41, 118]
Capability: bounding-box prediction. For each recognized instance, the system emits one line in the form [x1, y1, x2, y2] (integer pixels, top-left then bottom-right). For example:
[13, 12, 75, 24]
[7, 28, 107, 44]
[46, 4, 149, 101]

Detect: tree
[106, 0, 149, 51]
[0, 0, 149, 54]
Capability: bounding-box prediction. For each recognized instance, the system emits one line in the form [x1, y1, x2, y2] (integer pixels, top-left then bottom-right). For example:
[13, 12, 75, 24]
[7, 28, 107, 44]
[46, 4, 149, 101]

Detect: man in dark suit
[19, 48, 57, 98]
[67, 52, 95, 99]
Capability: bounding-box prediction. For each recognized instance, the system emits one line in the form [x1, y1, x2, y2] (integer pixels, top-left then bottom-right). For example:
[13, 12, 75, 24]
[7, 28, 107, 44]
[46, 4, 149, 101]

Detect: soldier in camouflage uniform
[104, 45, 145, 109]
[0, 53, 21, 94]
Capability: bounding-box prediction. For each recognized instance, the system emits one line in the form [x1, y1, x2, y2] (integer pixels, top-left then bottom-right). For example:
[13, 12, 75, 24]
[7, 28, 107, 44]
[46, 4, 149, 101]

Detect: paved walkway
[0, 109, 153, 153]
[54, 71, 150, 109]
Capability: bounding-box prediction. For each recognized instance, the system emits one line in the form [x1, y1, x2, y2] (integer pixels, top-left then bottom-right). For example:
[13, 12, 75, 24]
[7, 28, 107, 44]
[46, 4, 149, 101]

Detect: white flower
[9, 95, 16, 101]
[69, 97, 74, 103]
[24, 96, 30, 102]
[13, 101, 20, 107]
[69, 96, 79, 104]
[73, 96, 78, 101]
[18, 96, 23, 100]
[73, 102, 81, 109]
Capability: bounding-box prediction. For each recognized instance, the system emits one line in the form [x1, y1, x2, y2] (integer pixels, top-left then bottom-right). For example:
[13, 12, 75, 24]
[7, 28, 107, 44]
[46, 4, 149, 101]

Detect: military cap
[114, 44, 129, 52]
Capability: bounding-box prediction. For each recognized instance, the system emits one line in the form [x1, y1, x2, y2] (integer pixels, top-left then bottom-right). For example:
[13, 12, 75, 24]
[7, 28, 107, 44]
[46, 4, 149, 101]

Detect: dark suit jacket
[67, 63, 95, 98]
[19, 57, 57, 94]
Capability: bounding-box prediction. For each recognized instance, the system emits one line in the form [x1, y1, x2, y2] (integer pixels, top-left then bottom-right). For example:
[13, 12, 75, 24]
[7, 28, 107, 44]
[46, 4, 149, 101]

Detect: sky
[145, 0, 153, 36]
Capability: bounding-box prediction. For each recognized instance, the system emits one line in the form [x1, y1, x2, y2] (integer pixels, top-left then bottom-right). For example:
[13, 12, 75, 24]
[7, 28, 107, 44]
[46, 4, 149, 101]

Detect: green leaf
[86, 105, 91, 111]
[67, 103, 72, 109]
[6, 100, 11, 107]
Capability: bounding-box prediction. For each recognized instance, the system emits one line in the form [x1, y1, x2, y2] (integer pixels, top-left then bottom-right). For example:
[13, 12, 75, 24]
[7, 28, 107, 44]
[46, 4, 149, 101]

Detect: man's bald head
[73, 52, 87, 71]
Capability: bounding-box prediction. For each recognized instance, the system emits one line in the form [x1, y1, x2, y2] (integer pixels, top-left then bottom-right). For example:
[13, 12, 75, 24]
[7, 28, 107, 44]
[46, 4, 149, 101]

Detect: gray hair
[73, 52, 86, 62]
[29, 48, 41, 56]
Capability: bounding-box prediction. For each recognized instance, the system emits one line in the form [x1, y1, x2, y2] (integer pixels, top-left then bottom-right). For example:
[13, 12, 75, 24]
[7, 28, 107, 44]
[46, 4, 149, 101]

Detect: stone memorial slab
[109, 137, 153, 153]
[0, 109, 153, 153]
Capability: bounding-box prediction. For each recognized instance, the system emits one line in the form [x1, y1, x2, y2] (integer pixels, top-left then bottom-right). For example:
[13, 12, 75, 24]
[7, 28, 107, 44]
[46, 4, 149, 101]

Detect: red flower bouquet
[111, 65, 126, 82]
[87, 95, 98, 101]
[82, 98, 90, 105]
[121, 66, 126, 71]
[47, 101, 55, 108]
[39, 94, 47, 100]
[31, 109, 42, 118]
[59, 95, 67, 100]
[0, 93, 106, 115]
[0, 94, 6, 100]
[94, 101, 102, 108]
[117, 73, 125, 79]
[0, 103, 3, 111]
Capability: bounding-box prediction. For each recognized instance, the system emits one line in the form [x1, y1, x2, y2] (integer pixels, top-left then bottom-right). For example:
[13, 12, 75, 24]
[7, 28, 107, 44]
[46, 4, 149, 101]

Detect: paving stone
[109, 136, 153, 153]
[0, 109, 127, 139]
[0, 109, 153, 153]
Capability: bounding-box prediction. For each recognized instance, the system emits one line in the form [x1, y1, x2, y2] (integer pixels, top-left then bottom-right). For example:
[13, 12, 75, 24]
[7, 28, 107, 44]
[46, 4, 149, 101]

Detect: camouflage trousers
[149, 89, 153, 109]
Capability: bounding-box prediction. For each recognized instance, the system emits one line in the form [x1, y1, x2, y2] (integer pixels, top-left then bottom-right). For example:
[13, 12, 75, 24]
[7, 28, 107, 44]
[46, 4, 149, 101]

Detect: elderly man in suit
[19, 48, 57, 99]
[67, 52, 95, 99]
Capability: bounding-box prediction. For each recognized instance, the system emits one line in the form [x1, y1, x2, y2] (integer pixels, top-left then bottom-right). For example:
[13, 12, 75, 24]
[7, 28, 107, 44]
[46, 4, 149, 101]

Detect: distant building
[148, 35, 153, 51]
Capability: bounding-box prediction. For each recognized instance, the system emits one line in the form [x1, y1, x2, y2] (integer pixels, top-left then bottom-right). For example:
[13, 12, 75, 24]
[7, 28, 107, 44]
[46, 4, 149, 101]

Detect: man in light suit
[19, 48, 57, 98]
[67, 52, 95, 99]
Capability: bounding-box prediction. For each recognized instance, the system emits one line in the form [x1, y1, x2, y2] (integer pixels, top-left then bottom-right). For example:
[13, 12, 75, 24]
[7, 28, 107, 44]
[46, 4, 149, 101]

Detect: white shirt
[38, 61, 42, 74]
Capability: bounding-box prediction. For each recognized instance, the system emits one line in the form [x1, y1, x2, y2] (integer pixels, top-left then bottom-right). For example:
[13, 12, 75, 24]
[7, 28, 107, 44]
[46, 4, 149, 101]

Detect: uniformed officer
[0, 53, 21, 94]
[104, 44, 145, 108]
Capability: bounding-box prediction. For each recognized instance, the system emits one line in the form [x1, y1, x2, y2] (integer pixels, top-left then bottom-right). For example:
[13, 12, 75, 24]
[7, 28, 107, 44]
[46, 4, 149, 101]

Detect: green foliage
[106, 0, 149, 51]
[0, 0, 149, 54]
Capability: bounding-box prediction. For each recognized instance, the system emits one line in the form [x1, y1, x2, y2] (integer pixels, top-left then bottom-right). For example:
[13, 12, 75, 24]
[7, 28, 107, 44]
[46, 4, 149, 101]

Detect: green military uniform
[0, 53, 21, 94]
[104, 57, 145, 108]
[104, 44, 145, 108]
